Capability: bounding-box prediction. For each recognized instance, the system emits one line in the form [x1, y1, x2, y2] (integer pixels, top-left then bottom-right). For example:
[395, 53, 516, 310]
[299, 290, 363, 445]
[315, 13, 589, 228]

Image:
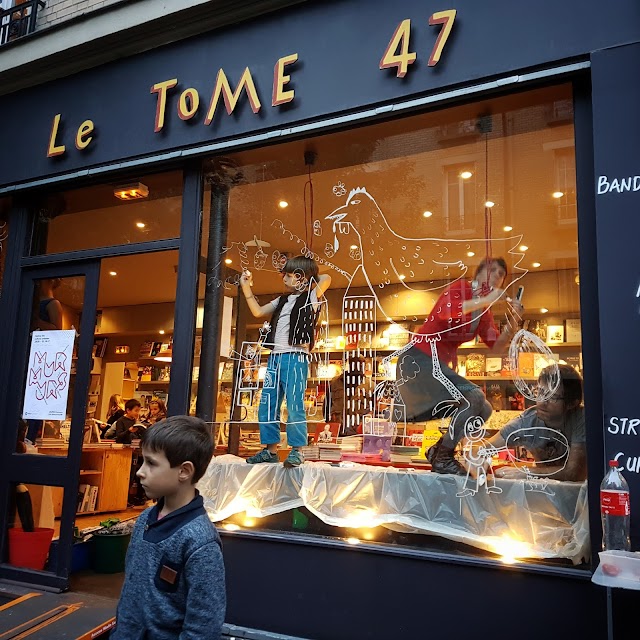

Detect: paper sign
[22, 330, 75, 420]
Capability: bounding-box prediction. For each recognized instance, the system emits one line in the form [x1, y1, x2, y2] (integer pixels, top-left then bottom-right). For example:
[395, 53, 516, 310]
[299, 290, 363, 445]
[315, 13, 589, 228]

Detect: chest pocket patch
[154, 555, 181, 593]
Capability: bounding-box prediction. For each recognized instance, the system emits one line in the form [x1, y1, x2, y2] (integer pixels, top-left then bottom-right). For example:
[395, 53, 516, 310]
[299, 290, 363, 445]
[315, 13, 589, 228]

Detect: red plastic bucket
[8, 528, 54, 570]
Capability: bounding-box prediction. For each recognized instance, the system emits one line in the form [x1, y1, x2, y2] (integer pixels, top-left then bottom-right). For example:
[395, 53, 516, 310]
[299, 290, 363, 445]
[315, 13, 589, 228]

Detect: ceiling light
[467, 251, 475, 257]
[519, 245, 528, 251]
[155, 344, 173, 362]
[114, 182, 149, 200]
[278, 200, 289, 208]
[109, 271, 117, 276]
[460, 171, 473, 180]
[222, 523, 241, 532]
[540, 308, 549, 314]
[225, 258, 232, 264]
[399, 274, 406, 280]
[532, 262, 541, 268]
[350, 245, 358, 250]
[423, 210, 433, 218]
[503, 225, 513, 232]
[346, 537, 360, 545]
[321, 320, 327, 326]
[135, 222, 146, 229]
[485, 200, 495, 208]
[159, 330, 165, 335]
[552, 191, 564, 199]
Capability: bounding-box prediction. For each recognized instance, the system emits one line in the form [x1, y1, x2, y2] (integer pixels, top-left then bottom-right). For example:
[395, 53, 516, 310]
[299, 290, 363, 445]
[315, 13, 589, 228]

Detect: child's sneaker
[246, 448, 279, 464]
[284, 448, 304, 468]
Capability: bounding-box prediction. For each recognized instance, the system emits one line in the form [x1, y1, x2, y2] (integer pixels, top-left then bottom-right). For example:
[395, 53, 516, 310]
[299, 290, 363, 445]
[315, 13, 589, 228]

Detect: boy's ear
[178, 461, 196, 483]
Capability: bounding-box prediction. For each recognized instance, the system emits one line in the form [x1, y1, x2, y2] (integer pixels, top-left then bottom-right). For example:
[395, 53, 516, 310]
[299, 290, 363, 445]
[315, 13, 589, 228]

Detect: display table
[198, 455, 590, 564]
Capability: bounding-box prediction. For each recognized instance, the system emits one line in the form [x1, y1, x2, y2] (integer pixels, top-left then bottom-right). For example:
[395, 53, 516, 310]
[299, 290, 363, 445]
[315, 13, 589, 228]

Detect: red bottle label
[600, 490, 630, 516]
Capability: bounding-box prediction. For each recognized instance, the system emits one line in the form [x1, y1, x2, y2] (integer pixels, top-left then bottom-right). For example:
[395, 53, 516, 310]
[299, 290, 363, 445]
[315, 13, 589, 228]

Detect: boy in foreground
[111, 416, 225, 639]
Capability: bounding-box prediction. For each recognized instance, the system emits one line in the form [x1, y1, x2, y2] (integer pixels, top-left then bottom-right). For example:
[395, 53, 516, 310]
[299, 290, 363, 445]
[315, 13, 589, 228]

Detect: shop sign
[44, 10, 458, 158]
[22, 330, 75, 420]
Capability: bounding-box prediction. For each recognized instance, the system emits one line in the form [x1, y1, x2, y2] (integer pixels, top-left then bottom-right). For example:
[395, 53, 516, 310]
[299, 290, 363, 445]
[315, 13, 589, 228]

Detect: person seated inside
[485, 364, 586, 481]
[144, 398, 167, 427]
[114, 399, 146, 445]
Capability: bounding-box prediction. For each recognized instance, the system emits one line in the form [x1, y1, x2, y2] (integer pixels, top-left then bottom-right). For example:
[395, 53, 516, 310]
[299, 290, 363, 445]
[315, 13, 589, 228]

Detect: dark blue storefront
[1, 1, 640, 637]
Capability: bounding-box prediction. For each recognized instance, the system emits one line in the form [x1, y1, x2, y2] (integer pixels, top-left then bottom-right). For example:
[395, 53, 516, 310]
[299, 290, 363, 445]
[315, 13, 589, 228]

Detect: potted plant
[90, 517, 136, 574]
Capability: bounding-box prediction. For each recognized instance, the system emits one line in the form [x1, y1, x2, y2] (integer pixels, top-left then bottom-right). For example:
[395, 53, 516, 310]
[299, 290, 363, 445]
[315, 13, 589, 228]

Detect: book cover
[518, 352, 535, 378]
[485, 357, 502, 377]
[79, 484, 91, 512]
[565, 318, 582, 343]
[465, 353, 486, 377]
[546, 324, 564, 344]
[139, 341, 154, 358]
[89, 486, 99, 512]
[362, 434, 392, 461]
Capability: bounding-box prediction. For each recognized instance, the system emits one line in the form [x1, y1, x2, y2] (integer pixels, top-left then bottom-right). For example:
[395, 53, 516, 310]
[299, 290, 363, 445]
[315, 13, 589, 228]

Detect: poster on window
[22, 330, 75, 420]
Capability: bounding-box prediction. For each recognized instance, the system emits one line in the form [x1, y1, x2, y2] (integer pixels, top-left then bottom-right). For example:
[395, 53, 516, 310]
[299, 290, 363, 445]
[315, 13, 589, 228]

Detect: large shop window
[31, 170, 183, 255]
[198, 84, 588, 568]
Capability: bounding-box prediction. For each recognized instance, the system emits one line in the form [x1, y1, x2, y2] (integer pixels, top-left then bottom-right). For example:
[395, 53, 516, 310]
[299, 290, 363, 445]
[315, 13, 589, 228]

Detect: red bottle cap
[609, 460, 619, 467]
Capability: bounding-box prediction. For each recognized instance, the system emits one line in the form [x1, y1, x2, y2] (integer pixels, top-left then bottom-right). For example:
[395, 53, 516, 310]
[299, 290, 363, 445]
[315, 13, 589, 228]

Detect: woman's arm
[313, 274, 332, 298]
[461, 287, 503, 315]
[240, 271, 275, 318]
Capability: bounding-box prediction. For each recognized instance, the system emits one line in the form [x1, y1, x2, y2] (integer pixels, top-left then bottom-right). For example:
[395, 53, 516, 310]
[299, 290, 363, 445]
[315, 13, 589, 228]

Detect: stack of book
[301, 445, 320, 460]
[77, 484, 98, 513]
[390, 445, 420, 464]
[336, 435, 362, 453]
[35, 437, 65, 449]
[318, 443, 342, 462]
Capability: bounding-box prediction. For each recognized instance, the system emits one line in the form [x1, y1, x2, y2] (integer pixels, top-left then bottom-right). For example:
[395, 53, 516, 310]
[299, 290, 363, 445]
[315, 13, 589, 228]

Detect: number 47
[380, 10, 457, 77]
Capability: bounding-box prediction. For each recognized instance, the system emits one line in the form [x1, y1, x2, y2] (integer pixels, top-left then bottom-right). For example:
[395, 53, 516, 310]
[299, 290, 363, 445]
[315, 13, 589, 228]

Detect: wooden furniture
[40, 446, 133, 517]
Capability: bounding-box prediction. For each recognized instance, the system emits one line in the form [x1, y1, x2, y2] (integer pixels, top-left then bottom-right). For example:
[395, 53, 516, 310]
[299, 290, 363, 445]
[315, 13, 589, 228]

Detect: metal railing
[0, 1, 45, 46]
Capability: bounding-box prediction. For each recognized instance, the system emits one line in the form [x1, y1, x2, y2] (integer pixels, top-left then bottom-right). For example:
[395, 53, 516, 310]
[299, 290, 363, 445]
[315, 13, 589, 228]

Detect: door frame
[0, 260, 100, 590]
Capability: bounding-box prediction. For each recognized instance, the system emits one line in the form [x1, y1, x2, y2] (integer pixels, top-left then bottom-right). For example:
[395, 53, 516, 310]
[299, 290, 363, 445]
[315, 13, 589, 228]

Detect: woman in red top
[395, 257, 522, 474]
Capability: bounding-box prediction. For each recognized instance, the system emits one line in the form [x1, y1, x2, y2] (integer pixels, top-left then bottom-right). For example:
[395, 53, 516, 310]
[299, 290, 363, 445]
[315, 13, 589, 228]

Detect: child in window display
[395, 257, 523, 475]
[240, 256, 331, 467]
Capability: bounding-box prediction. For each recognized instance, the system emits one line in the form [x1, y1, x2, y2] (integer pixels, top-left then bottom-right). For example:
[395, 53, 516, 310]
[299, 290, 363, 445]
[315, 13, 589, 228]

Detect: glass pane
[31, 170, 183, 255]
[0, 197, 9, 299]
[198, 83, 587, 568]
[20, 276, 86, 459]
[3, 477, 72, 575]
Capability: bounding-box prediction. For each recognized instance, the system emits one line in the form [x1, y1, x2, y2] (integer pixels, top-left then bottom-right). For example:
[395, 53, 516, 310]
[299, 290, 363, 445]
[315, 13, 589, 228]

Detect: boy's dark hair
[282, 256, 319, 284]
[143, 416, 214, 482]
[125, 399, 141, 412]
[474, 256, 508, 279]
[539, 364, 583, 408]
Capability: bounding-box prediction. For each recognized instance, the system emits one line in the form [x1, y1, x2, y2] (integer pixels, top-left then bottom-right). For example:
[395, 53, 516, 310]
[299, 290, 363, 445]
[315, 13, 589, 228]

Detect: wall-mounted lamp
[114, 182, 149, 200]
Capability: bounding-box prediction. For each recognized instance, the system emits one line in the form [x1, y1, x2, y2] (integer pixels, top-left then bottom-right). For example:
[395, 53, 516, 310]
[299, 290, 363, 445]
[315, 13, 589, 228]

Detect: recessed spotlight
[540, 308, 549, 314]
[109, 271, 117, 276]
[346, 537, 361, 545]
[222, 523, 241, 532]
[485, 200, 495, 208]
[503, 226, 513, 232]
[321, 320, 327, 326]
[552, 191, 564, 199]
[159, 330, 165, 335]
[460, 171, 473, 180]
[224, 258, 232, 264]
[399, 275, 406, 280]
[519, 245, 528, 251]
[532, 262, 541, 268]
[423, 210, 433, 218]
[135, 222, 146, 229]
[278, 200, 289, 208]
[350, 245, 358, 250]
[114, 182, 149, 200]
[467, 251, 475, 257]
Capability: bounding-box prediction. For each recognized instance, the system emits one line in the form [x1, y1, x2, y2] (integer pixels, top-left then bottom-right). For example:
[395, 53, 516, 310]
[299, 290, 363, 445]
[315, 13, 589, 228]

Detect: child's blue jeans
[258, 351, 309, 447]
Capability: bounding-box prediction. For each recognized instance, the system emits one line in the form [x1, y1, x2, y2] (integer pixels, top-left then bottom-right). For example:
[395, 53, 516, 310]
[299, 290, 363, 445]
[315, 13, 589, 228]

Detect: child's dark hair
[125, 398, 141, 412]
[474, 257, 508, 279]
[143, 416, 214, 482]
[282, 256, 319, 285]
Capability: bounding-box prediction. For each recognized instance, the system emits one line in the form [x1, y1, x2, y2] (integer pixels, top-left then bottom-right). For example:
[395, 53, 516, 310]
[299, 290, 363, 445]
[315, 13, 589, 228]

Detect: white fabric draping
[199, 455, 589, 564]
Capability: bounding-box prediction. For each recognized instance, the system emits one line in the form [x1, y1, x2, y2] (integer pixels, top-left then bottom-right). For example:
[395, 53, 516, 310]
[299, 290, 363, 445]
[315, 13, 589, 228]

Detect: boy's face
[126, 406, 141, 420]
[137, 447, 182, 500]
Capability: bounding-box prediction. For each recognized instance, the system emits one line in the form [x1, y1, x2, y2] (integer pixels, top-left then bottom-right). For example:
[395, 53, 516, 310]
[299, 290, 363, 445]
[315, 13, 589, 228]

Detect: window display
[196, 83, 584, 565]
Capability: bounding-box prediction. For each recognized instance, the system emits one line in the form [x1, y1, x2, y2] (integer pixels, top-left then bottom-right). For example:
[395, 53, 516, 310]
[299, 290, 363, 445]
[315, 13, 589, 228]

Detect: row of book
[77, 484, 98, 513]
[460, 353, 581, 378]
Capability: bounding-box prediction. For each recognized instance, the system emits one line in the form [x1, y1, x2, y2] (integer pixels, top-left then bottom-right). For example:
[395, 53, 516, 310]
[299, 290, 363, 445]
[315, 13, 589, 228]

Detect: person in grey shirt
[487, 364, 587, 481]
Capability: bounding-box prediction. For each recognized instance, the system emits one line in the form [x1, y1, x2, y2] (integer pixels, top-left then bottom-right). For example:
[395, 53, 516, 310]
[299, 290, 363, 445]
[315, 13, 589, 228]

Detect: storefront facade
[0, 1, 639, 637]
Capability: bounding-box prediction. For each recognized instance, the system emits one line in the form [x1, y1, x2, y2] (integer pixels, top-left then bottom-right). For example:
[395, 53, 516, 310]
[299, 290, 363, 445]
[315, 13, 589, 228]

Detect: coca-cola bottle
[600, 459, 631, 551]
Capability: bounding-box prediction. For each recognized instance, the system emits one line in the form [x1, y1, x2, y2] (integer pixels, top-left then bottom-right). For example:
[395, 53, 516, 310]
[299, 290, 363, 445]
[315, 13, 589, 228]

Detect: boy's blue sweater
[111, 493, 226, 639]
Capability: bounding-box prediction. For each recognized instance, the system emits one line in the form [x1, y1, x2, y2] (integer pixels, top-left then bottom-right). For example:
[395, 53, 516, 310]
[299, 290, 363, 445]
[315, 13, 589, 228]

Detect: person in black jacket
[115, 399, 146, 444]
